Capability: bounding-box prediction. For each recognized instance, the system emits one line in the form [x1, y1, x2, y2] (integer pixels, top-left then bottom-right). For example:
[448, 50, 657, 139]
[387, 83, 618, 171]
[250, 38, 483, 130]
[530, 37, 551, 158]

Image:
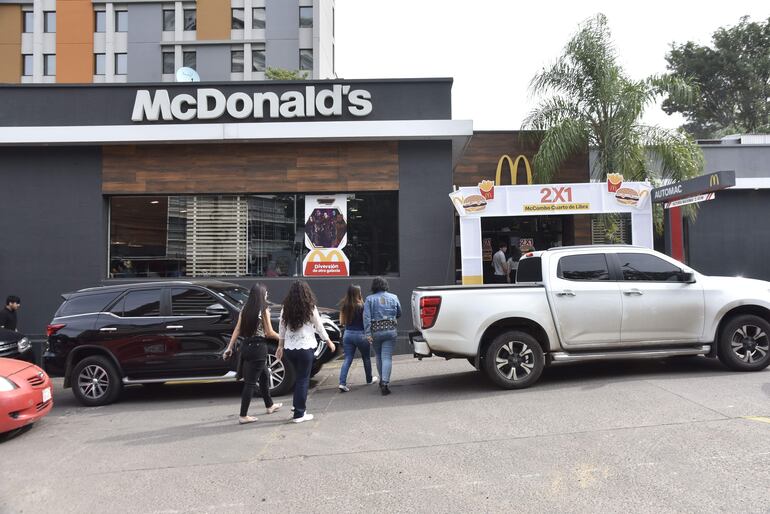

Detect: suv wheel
[483, 330, 544, 389]
[71, 355, 123, 406]
[717, 315, 770, 371]
[264, 343, 295, 397]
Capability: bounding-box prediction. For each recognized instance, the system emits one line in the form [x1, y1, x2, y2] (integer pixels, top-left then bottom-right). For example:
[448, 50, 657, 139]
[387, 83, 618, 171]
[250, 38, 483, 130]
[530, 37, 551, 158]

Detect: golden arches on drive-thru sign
[495, 155, 534, 186]
[710, 174, 719, 187]
[306, 249, 346, 261]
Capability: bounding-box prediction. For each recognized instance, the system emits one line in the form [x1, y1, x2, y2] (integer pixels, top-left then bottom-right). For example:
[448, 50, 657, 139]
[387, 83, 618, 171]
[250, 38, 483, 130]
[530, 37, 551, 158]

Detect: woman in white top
[276, 281, 335, 423]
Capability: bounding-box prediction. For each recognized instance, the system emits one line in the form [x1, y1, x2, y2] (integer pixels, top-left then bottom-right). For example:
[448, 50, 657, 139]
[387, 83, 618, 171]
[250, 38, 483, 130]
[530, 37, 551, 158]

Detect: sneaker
[367, 376, 379, 385]
[338, 384, 350, 392]
[266, 402, 283, 414]
[292, 413, 314, 423]
[381, 385, 391, 396]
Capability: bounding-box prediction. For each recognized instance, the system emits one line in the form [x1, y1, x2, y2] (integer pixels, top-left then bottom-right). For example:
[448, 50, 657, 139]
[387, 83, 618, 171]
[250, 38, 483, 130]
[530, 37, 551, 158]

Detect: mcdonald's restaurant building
[0, 79, 591, 349]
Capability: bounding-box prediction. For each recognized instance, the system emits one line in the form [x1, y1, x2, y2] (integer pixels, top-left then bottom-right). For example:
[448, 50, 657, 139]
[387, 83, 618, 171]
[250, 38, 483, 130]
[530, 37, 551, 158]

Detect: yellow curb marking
[743, 416, 770, 424]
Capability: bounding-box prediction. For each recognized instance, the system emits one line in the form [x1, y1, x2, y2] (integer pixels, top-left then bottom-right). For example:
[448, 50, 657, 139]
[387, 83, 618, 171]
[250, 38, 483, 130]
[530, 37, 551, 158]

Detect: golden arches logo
[306, 249, 346, 261]
[709, 174, 719, 187]
[495, 154, 534, 186]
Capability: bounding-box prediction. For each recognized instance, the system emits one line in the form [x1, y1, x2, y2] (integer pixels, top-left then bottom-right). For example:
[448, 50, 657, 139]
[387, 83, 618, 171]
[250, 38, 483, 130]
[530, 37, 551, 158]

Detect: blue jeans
[284, 348, 314, 419]
[372, 329, 397, 385]
[339, 329, 373, 386]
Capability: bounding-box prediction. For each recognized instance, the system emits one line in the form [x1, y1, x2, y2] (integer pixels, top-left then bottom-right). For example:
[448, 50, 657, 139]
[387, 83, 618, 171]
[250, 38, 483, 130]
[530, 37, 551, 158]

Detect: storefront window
[109, 193, 398, 278]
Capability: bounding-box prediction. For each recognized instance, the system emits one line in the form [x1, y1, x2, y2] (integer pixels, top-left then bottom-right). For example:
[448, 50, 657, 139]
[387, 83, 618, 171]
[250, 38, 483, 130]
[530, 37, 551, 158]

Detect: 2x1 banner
[302, 195, 350, 277]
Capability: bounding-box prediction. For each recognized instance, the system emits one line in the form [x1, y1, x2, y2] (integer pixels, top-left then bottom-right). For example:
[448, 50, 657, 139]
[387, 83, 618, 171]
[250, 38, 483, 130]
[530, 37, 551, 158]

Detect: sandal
[266, 402, 283, 414]
[238, 415, 258, 424]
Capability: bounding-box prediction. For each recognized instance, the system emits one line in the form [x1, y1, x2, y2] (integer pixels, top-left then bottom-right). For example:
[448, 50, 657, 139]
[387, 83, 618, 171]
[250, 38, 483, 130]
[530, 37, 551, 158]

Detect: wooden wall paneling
[454, 131, 590, 187]
[102, 142, 399, 194]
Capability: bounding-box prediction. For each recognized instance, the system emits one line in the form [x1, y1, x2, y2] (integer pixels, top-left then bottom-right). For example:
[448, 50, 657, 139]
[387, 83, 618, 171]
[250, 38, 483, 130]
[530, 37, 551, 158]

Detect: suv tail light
[46, 323, 66, 337]
[419, 296, 442, 330]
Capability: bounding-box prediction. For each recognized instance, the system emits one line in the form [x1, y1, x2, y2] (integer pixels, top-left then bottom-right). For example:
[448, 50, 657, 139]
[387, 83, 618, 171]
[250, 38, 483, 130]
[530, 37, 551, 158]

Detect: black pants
[240, 340, 274, 417]
[491, 274, 508, 284]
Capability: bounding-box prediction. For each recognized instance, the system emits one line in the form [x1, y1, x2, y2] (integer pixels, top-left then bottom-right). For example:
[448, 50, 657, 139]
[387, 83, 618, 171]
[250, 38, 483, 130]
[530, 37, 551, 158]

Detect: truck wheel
[717, 315, 770, 371]
[71, 355, 123, 406]
[265, 343, 296, 397]
[484, 331, 544, 389]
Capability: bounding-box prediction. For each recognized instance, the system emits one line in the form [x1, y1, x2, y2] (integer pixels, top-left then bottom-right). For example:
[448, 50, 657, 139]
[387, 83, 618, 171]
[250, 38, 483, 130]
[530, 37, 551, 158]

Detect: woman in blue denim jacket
[337, 285, 378, 392]
[363, 277, 401, 396]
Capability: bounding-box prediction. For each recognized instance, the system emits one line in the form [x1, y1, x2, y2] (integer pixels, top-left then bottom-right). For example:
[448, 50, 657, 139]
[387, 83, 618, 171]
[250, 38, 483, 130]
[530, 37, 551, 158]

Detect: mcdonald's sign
[495, 154, 534, 186]
[651, 170, 736, 203]
[303, 249, 349, 277]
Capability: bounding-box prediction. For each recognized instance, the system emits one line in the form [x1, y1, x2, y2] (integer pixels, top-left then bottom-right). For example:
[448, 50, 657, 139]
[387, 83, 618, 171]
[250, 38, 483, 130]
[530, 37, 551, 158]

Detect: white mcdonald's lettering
[495, 155, 534, 186]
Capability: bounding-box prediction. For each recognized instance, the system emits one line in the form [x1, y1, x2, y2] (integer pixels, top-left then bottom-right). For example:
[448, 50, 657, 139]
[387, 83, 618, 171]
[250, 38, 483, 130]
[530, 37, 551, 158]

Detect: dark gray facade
[265, 0, 300, 72]
[0, 147, 106, 335]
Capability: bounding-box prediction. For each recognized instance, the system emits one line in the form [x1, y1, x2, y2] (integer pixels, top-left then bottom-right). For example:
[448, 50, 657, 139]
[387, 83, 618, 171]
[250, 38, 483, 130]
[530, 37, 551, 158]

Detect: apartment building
[0, 0, 335, 83]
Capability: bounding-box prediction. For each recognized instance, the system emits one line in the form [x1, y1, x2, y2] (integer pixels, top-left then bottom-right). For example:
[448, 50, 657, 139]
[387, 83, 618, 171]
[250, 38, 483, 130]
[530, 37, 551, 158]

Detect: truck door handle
[556, 290, 576, 297]
[99, 327, 117, 332]
[165, 325, 184, 329]
[623, 289, 643, 296]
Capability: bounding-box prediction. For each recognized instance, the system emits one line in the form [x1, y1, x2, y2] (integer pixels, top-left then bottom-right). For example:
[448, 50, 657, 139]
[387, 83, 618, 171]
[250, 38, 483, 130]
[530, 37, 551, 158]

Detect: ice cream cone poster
[303, 195, 350, 277]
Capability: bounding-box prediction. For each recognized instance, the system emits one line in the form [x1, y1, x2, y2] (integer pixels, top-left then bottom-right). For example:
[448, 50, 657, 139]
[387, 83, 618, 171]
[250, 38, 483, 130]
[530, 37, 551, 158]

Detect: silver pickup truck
[410, 245, 770, 389]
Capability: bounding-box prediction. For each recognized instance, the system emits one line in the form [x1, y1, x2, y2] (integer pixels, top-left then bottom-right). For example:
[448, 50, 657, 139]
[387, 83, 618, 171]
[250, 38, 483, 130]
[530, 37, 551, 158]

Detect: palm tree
[523, 14, 704, 234]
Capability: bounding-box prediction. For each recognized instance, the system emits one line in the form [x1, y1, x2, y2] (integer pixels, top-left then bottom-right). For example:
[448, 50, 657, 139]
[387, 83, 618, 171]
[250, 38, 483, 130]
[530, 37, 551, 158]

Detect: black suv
[44, 281, 341, 406]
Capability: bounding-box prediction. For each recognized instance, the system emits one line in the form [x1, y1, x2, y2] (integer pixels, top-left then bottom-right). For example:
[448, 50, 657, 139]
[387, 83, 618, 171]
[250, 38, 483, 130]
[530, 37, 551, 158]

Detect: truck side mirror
[679, 272, 696, 283]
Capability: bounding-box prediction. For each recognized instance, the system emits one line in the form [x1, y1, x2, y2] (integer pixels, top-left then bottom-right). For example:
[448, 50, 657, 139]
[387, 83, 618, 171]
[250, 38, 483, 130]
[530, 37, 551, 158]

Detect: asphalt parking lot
[1, 355, 769, 513]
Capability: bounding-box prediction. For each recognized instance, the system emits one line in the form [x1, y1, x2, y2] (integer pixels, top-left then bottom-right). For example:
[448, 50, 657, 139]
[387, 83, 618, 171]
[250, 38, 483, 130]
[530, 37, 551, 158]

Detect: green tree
[663, 16, 770, 139]
[265, 67, 308, 80]
[523, 14, 704, 235]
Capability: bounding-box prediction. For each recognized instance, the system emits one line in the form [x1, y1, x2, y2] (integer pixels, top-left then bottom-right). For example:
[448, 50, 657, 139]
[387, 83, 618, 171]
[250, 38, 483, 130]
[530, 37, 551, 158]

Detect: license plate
[42, 387, 51, 403]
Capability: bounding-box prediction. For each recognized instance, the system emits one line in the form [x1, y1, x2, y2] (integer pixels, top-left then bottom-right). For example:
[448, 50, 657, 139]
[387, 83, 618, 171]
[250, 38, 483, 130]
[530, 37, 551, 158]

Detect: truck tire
[717, 315, 770, 371]
[71, 355, 123, 406]
[483, 330, 544, 389]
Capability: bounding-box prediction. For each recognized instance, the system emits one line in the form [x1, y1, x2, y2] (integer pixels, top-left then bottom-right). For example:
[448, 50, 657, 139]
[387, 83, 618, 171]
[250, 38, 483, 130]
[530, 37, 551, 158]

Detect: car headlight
[17, 337, 31, 353]
[0, 376, 19, 392]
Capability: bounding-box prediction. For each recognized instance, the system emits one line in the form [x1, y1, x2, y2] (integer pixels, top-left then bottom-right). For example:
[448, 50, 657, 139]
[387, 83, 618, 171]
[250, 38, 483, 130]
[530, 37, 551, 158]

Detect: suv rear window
[56, 292, 121, 317]
[110, 289, 162, 317]
[516, 257, 543, 282]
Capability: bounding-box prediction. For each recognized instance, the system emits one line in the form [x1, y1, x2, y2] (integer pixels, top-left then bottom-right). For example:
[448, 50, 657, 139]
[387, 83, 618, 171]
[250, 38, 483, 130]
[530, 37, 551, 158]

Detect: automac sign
[131, 85, 373, 122]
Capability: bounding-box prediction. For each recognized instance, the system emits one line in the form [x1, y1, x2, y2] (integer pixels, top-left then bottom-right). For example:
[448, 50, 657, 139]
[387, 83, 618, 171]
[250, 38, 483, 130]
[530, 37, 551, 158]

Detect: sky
[334, 0, 770, 130]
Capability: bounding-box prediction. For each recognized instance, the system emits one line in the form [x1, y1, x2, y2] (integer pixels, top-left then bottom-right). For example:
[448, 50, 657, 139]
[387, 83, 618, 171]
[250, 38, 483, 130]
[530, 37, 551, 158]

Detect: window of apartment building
[162, 9, 175, 31]
[252, 7, 265, 29]
[183, 9, 196, 31]
[231, 49, 244, 73]
[43, 11, 56, 33]
[162, 51, 175, 74]
[95, 11, 106, 32]
[115, 53, 127, 75]
[252, 46, 265, 72]
[231, 8, 244, 29]
[115, 11, 128, 32]
[299, 6, 312, 28]
[44, 54, 55, 76]
[23, 12, 34, 33]
[299, 49, 313, 71]
[183, 51, 196, 70]
[95, 53, 106, 75]
[22, 55, 33, 76]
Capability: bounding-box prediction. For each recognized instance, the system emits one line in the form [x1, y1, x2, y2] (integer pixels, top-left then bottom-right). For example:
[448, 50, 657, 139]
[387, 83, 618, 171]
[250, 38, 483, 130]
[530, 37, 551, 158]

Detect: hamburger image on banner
[462, 194, 487, 213]
[614, 187, 650, 209]
[303, 195, 350, 277]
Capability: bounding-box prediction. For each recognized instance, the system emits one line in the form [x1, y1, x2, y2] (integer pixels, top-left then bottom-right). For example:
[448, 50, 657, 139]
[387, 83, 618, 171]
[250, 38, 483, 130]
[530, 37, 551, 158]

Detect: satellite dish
[175, 67, 200, 82]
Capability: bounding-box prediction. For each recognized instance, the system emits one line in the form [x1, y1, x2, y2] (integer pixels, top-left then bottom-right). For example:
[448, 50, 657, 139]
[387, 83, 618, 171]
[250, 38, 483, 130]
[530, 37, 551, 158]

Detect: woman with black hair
[223, 284, 282, 424]
[364, 277, 402, 396]
[338, 285, 377, 392]
[277, 281, 336, 423]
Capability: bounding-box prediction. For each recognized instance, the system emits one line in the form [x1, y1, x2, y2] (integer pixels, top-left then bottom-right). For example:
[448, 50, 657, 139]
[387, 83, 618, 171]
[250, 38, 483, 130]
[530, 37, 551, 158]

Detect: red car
[0, 357, 53, 435]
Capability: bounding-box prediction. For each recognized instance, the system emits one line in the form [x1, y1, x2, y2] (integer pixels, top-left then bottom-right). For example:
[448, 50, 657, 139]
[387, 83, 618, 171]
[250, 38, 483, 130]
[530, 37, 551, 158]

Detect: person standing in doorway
[364, 277, 401, 396]
[222, 284, 282, 425]
[507, 246, 522, 284]
[0, 296, 21, 331]
[338, 285, 377, 392]
[492, 241, 510, 284]
[276, 281, 336, 423]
